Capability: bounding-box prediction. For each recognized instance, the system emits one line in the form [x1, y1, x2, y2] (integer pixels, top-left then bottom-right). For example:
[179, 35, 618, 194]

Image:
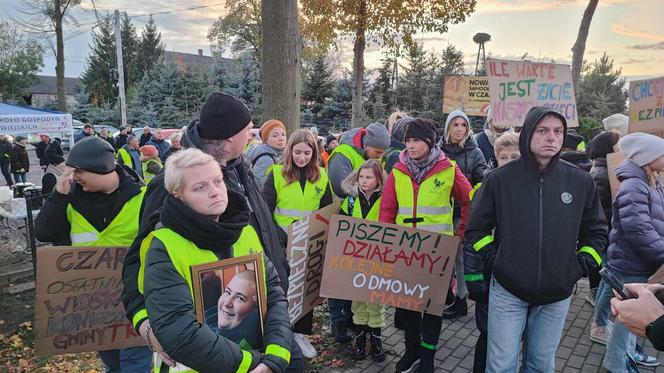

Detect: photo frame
[191, 253, 267, 349]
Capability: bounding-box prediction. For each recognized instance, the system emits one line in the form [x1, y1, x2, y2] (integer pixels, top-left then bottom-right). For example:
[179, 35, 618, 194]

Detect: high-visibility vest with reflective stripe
[139, 225, 275, 373]
[66, 187, 145, 246]
[327, 143, 365, 171]
[393, 164, 455, 236]
[142, 158, 162, 184]
[341, 195, 382, 221]
[271, 164, 329, 232]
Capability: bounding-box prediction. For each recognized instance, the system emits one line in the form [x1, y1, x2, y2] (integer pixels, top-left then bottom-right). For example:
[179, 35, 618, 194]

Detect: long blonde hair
[643, 165, 660, 187]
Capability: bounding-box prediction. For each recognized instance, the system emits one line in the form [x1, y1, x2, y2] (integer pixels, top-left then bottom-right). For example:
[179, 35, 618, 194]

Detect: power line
[128, 2, 226, 18]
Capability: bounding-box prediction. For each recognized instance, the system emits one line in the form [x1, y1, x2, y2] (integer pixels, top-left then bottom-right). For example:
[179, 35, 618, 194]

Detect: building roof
[163, 50, 216, 74]
[27, 75, 81, 95]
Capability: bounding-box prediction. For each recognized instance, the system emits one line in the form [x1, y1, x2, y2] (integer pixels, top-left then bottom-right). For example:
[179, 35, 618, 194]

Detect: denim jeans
[594, 279, 613, 327]
[13, 172, 26, 184]
[98, 346, 152, 373]
[455, 242, 468, 299]
[329, 298, 352, 325]
[602, 271, 648, 373]
[486, 277, 571, 373]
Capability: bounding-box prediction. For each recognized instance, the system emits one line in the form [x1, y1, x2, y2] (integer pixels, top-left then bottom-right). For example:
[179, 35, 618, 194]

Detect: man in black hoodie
[121, 93, 297, 369]
[464, 107, 607, 372]
[0, 135, 13, 186]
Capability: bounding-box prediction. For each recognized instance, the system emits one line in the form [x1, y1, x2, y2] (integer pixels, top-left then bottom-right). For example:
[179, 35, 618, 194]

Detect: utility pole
[114, 10, 128, 127]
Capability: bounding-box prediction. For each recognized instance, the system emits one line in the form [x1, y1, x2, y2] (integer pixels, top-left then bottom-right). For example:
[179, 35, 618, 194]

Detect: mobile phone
[599, 267, 636, 300]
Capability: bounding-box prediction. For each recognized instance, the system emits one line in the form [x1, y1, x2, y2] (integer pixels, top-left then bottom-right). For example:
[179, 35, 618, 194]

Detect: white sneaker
[294, 333, 317, 359]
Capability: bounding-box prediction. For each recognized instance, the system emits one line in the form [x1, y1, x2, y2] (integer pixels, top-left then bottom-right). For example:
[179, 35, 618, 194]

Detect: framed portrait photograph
[191, 253, 267, 350]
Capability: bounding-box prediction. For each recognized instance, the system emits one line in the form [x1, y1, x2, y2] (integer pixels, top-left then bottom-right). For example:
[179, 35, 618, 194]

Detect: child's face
[358, 168, 379, 193]
[496, 145, 520, 167]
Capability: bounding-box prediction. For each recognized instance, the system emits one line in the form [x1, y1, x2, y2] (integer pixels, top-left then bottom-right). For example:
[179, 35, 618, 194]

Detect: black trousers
[473, 300, 489, 373]
[401, 308, 443, 350]
[0, 158, 12, 186]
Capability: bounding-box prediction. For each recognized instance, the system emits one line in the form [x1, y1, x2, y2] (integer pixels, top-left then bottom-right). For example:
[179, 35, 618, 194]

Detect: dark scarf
[160, 190, 250, 255]
[403, 147, 441, 184]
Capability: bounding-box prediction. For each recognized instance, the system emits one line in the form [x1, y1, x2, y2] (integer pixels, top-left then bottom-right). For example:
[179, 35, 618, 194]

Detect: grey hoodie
[246, 143, 282, 187]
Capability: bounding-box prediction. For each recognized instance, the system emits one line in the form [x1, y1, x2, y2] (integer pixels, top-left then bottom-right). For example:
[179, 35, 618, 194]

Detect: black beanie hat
[404, 118, 436, 148]
[66, 137, 116, 174]
[564, 132, 584, 150]
[586, 131, 619, 160]
[198, 92, 252, 140]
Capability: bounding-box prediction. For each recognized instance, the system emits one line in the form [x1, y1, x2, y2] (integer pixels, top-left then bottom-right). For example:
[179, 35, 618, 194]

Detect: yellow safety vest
[327, 143, 365, 171]
[142, 158, 162, 184]
[117, 147, 132, 165]
[393, 164, 455, 236]
[138, 225, 290, 373]
[340, 194, 381, 221]
[271, 165, 329, 232]
[66, 187, 146, 246]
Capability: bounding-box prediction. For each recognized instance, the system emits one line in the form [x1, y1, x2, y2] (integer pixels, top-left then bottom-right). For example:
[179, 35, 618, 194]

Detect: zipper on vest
[537, 175, 544, 292]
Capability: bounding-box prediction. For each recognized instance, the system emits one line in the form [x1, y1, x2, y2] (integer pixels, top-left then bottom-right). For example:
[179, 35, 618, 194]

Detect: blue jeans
[98, 346, 152, 373]
[594, 279, 613, 327]
[329, 298, 352, 325]
[486, 278, 571, 373]
[13, 172, 26, 183]
[602, 271, 648, 373]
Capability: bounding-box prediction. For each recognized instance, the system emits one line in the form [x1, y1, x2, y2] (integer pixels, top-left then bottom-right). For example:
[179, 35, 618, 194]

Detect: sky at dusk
[4, 0, 663, 81]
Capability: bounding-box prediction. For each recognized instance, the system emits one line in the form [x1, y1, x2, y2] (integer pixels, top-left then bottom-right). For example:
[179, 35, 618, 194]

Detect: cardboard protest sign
[628, 76, 664, 135]
[34, 247, 144, 356]
[487, 59, 579, 128]
[607, 152, 624, 201]
[320, 215, 459, 315]
[443, 76, 491, 116]
[286, 203, 339, 325]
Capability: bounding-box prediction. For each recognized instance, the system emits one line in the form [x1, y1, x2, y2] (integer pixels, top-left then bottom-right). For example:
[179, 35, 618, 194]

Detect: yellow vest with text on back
[392, 163, 455, 236]
[271, 164, 329, 232]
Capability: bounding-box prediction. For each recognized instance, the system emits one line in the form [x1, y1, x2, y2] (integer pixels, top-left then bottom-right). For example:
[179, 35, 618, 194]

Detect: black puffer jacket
[590, 158, 612, 228]
[464, 107, 608, 305]
[144, 194, 292, 373]
[440, 135, 487, 186]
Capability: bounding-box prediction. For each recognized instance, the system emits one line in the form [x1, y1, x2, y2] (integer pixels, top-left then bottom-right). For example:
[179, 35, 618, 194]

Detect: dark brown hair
[282, 129, 320, 184]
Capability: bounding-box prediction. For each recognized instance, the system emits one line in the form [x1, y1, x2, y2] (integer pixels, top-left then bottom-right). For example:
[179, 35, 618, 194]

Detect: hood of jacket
[341, 169, 360, 197]
[338, 127, 364, 152]
[443, 110, 472, 146]
[441, 132, 479, 156]
[394, 148, 452, 182]
[246, 143, 281, 161]
[616, 159, 648, 183]
[518, 107, 567, 173]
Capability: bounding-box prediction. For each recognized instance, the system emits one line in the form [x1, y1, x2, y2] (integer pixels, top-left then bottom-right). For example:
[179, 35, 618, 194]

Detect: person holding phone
[611, 284, 664, 351]
[602, 133, 664, 372]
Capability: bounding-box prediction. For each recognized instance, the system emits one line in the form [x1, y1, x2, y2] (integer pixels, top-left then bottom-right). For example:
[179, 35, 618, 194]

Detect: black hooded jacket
[464, 107, 608, 305]
[122, 120, 290, 330]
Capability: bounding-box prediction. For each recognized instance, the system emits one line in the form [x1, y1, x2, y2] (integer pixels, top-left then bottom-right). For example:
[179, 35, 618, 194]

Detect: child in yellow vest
[340, 159, 387, 362]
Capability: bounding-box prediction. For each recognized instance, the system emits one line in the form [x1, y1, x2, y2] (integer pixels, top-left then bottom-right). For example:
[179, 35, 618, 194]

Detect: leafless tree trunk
[571, 0, 599, 94]
[261, 0, 300, 133]
[351, 0, 367, 128]
[54, 1, 66, 111]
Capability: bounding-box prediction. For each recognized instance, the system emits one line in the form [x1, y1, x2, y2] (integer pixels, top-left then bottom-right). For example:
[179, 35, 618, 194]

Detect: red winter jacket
[379, 149, 472, 239]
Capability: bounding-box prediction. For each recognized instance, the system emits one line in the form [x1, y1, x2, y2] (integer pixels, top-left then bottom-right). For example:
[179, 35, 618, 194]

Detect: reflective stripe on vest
[340, 195, 382, 221]
[66, 187, 145, 246]
[139, 225, 266, 373]
[327, 143, 365, 171]
[393, 164, 455, 236]
[271, 164, 329, 232]
[142, 158, 162, 184]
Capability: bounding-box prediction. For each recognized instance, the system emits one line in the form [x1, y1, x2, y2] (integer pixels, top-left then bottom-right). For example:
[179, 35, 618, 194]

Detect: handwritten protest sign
[286, 203, 339, 325]
[607, 152, 625, 201]
[443, 76, 491, 116]
[487, 59, 579, 128]
[320, 215, 459, 315]
[629, 76, 664, 135]
[35, 247, 144, 356]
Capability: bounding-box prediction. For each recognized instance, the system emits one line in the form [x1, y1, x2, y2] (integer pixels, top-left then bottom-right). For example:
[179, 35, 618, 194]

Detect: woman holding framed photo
[140, 148, 303, 373]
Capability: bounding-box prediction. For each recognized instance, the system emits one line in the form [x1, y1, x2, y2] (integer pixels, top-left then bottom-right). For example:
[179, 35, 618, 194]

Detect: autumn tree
[301, 0, 476, 127]
[208, 0, 262, 60]
[0, 20, 44, 102]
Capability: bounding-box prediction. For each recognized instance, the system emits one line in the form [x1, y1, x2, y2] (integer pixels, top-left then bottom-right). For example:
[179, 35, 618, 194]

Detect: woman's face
[266, 127, 287, 150]
[449, 117, 468, 144]
[292, 142, 313, 168]
[405, 138, 430, 161]
[496, 145, 521, 168]
[358, 168, 378, 194]
[649, 156, 664, 172]
[217, 276, 257, 329]
[176, 162, 228, 219]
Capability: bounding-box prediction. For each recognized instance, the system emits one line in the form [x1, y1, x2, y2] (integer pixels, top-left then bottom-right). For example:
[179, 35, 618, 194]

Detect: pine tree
[577, 53, 627, 120]
[328, 71, 353, 129]
[81, 14, 117, 107]
[120, 12, 140, 88]
[397, 42, 429, 115]
[366, 59, 395, 122]
[137, 16, 164, 78]
[301, 55, 334, 130]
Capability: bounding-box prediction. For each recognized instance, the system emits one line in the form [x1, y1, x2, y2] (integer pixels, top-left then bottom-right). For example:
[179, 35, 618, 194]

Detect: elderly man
[146, 128, 171, 162]
[139, 126, 152, 147]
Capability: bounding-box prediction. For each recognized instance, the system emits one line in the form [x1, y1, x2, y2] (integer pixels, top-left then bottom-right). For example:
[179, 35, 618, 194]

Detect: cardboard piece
[629, 76, 664, 135]
[285, 203, 339, 325]
[443, 76, 490, 116]
[486, 59, 579, 128]
[320, 215, 459, 315]
[606, 152, 625, 201]
[34, 246, 144, 356]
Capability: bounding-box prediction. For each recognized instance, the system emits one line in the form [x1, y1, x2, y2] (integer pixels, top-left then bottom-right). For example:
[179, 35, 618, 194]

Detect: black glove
[577, 252, 598, 278]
